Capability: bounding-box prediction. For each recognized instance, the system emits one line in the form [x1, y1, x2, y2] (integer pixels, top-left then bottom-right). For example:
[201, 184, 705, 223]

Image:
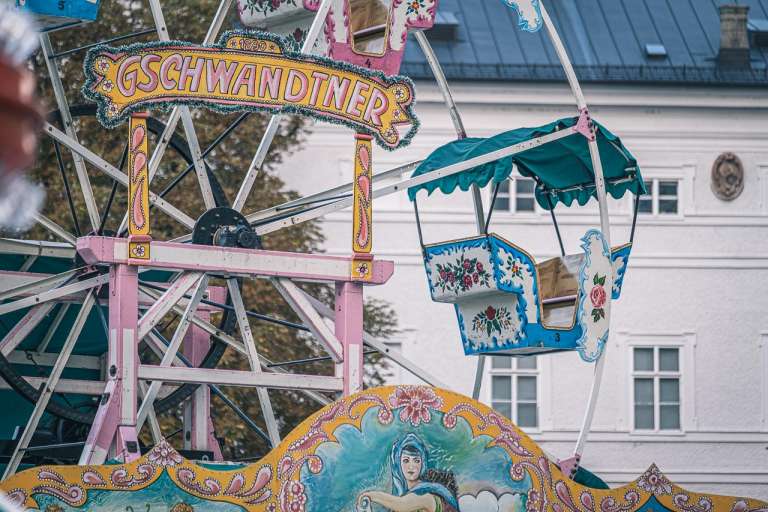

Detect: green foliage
[23, 0, 398, 460]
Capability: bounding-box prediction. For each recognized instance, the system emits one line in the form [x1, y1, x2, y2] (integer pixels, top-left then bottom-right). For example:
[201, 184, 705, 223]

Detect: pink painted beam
[77, 236, 394, 285]
[335, 282, 364, 396]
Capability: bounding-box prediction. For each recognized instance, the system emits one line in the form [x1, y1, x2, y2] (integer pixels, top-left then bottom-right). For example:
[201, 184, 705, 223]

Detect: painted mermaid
[357, 433, 460, 512]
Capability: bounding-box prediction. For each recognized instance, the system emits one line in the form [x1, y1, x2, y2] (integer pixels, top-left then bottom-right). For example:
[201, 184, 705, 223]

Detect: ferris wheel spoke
[136, 271, 204, 341]
[39, 34, 101, 231]
[0, 268, 80, 302]
[137, 274, 209, 429]
[231, 0, 333, 213]
[33, 212, 77, 246]
[45, 123, 196, 230]
[0, 303, 56, 357]
[0, 273, 108, 317]
[226, 280, 281, 446]
[2, 291, 96, 479]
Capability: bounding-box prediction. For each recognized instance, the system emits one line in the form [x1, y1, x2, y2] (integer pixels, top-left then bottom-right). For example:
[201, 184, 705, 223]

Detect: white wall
[274, 81, 768, 498]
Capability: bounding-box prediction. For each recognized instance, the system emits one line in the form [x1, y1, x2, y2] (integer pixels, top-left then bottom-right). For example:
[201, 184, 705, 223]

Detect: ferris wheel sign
[83, 31, 418, 149]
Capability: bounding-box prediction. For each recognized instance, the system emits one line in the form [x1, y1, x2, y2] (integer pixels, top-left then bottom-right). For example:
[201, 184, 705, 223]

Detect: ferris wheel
[0, 0, 637, 484]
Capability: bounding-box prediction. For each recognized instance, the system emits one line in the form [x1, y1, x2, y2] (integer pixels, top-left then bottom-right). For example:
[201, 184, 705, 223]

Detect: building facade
[275, 0, 768, 499]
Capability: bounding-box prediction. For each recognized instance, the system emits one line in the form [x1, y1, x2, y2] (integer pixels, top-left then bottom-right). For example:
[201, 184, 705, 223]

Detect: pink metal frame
[76, 236, 390, 462]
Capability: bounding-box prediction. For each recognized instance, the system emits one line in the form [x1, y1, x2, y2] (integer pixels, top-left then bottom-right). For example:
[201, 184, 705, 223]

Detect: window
[492, 176, 537, 213]
[632, 347, 681, 431]
[638, 179, 679, 216]
[489, 356, 538, 428]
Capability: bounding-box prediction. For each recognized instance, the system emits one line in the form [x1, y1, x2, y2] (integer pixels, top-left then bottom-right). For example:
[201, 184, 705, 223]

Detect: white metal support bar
[33, 213, 77, 246]
[137, 274, 208, 428]
[227, 280, 281, 445]
[252, 121, 575, 236]
[270, 278, 343, 362]
[2, 291, 95, 478]
[414, 29, 488, 399]
[0, 274, 108, 316]
[136, 271, 204, 341]
[0, 269, 79, 302]
[539, 0, 611, 464]
[39, 34, 100, 230]
[232, 0, 334, 212]
[138, 381, 163, 444]
[137, 365, 343, 391]
[0, 304, 56, 356]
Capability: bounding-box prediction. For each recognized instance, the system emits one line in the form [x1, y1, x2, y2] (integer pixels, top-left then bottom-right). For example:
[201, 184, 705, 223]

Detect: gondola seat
[423, 230, 631, 361]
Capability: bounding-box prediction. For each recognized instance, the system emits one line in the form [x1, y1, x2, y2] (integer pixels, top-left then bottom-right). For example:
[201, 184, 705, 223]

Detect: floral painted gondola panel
[424, 238, 497, 303]
[575, 229, 614, 362]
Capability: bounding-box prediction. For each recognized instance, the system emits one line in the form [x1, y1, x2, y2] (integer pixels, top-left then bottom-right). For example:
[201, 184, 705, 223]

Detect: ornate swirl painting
[2, 386, 765, 512]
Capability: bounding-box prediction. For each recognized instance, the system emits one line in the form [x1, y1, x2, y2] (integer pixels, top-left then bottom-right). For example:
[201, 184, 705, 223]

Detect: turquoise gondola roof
[408, 116, 646, 209]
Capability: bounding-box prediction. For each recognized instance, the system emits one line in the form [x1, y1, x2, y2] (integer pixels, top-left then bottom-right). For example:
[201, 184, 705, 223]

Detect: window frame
[486, 356, 541, 431]
[631, 346, 682, 432]
[635, 176, 684, 220]
[626, 334, 696, 436]
[490, 170, 541, 215]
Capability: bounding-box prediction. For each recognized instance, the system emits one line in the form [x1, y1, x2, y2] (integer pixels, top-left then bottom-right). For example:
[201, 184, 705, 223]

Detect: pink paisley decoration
[5, 489, 26, 507]
[224, 466, 272, 504]
[442, 402, 489, 430]
[599, 490, 640, 512]
[131, 176, 147, 230]
[110, 463, 155, 487]
[131, 125, 146, 151]
[279, 480, 307, 512]
[38, 470, 66, 484]
[356, 200, 369, 248]
[148, 440, 183, 467]
[673, 494, 713, 512]
[31, 484, 85, 507]
[277, 455, 323, 482]
[486, 413, 532, 456]
[278, 456, 294, 480]
[730, 501, 768, 512]
[526, 488, 544, 512]
[580, 491, 595, 511]
[348, 393, 393, 424]
[288, 402, 343, 453]
[553, 480, 580, 512]
[388, 386, 443, 426]
[132, 151, 147, 178]
[636, 464, 672, 496]
[81, 470, 106, 486]
[357, 144, 370, 172]
[176, 467, 222, 496]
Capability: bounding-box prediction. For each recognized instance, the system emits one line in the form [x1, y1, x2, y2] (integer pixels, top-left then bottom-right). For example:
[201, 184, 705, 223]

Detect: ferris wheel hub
[191, 207, 261, 249]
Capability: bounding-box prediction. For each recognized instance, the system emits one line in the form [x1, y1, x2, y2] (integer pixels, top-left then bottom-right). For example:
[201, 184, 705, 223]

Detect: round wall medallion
[711, 152, 744, 201]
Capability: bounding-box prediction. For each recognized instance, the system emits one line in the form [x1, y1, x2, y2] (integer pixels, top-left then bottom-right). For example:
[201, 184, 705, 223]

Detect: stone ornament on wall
[711, 152, 744, 201]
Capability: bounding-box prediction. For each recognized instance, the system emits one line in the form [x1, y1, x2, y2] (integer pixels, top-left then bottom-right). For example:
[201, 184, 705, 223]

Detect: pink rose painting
[590, 273, 607, 322]
[388, 386, 443, 426]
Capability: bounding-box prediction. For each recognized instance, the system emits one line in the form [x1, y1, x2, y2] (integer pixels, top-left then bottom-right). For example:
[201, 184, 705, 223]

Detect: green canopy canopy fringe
[408, 117, 646, 209]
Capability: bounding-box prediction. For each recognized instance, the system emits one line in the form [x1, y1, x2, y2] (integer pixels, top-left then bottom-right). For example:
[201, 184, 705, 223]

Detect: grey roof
[401, 0, 768, 85]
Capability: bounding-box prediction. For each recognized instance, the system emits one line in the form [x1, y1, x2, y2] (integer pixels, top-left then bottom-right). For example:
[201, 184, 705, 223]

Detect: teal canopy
[408, 117, 646, 209]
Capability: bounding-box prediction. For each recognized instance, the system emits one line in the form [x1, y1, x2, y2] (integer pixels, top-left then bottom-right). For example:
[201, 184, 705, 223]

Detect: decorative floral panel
[456, 295, 523, 353]
[2, 386, 764, 512]
[492, 238, 539, 325]
[575, 229, 613, 362]
[424, 238, 497, 303]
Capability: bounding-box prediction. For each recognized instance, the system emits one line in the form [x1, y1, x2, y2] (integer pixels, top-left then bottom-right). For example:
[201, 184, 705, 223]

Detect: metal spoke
[2, 291, 95, 478]
[137, 272, 204, 341]
[227, 280, 281, 446]
[232, 0, 334, 212]
[137, 274, 208, 428]
[0, 274, 108, 316]
[52, 140, 82, 237]
[40, 34, 100, 230]
[0, 304, 56, 356]
[0, 268, 79, 302]
[33, 212, 78, 246]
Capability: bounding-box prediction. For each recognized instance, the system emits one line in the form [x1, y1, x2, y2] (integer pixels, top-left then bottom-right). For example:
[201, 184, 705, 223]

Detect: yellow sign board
[84, 31, 418, 149]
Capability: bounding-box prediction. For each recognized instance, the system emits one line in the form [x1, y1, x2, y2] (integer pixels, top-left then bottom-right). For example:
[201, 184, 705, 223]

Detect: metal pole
[539, 0, 611, 463]
[232, 0, 334, 212]
[3, 292, 95, 478]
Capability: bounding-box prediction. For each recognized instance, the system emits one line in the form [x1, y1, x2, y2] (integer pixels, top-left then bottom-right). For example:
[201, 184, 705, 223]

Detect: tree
[21, 0, 398, 460]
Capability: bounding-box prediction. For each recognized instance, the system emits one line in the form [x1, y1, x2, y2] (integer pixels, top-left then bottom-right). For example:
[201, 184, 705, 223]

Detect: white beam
[138, 365, 343, 392]
[0, 274, 108, 316]
[137, 272, 203, 341]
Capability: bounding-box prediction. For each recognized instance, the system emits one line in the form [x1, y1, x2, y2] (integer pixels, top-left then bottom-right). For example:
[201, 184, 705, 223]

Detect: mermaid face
[400, 452, 423, 485]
